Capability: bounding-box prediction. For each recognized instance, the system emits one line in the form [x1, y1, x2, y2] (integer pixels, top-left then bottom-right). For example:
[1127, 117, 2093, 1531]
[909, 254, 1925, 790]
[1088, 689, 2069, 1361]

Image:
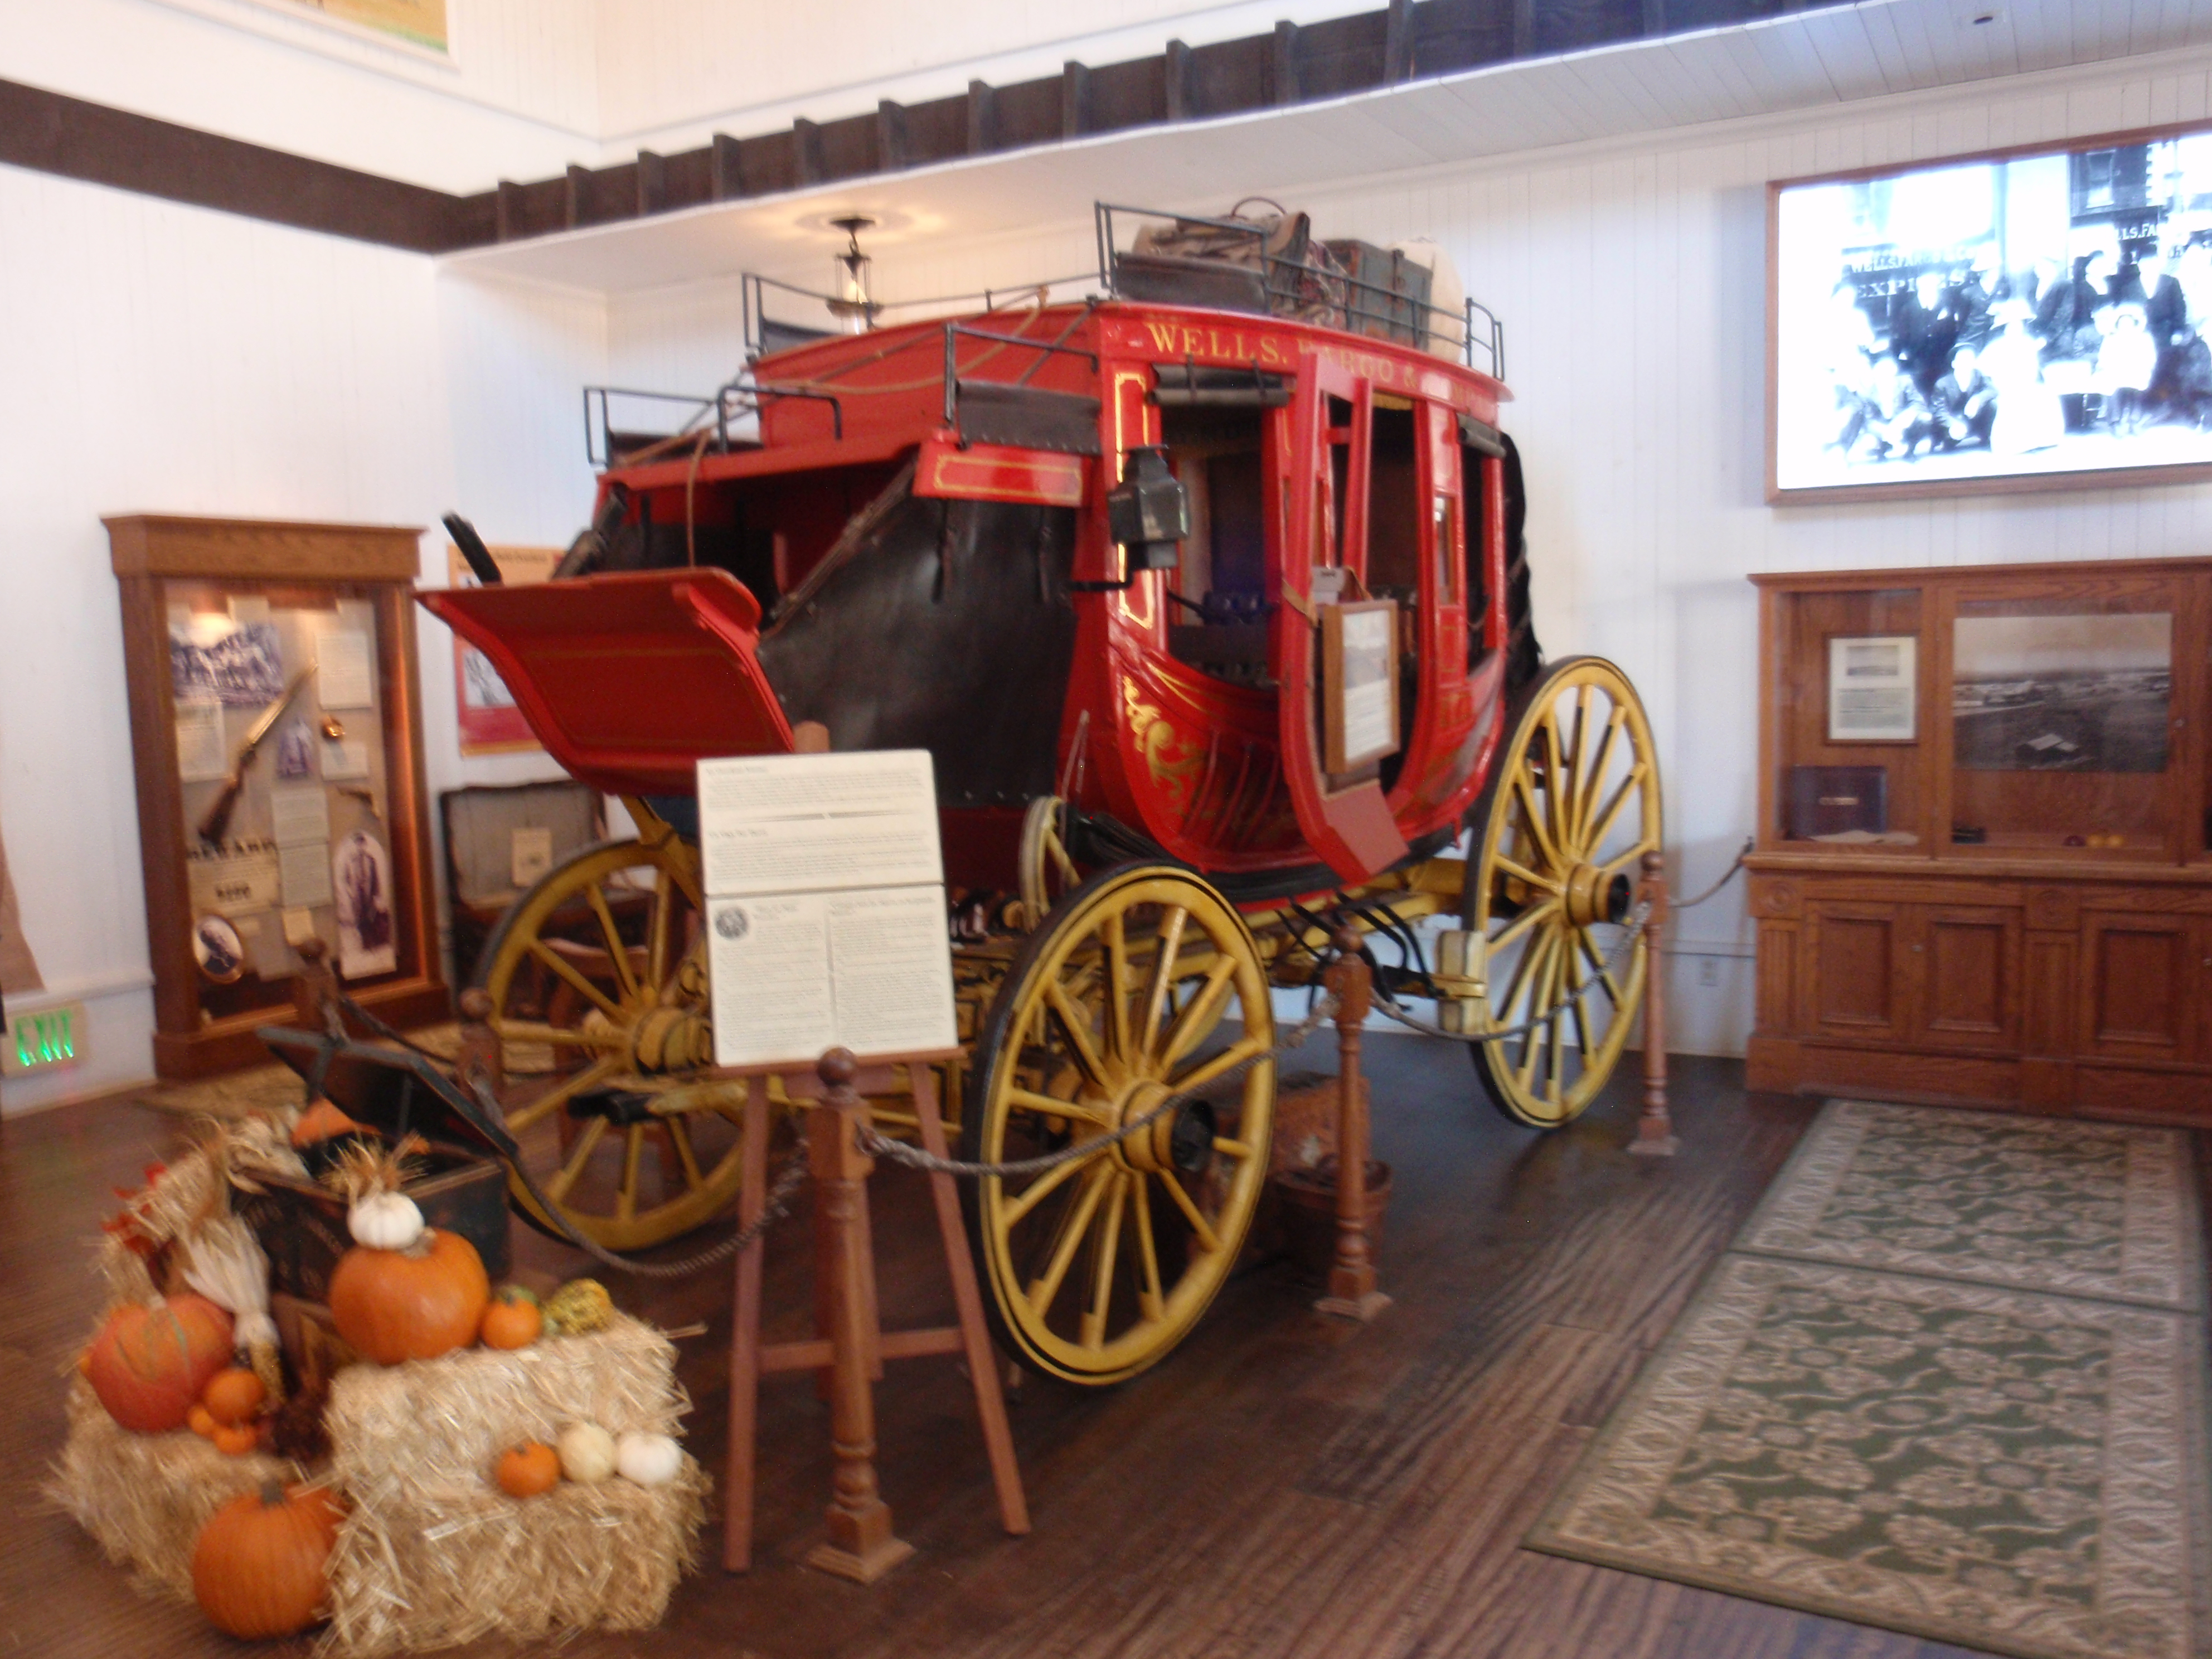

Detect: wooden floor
[4, 1040, 2027, 1659]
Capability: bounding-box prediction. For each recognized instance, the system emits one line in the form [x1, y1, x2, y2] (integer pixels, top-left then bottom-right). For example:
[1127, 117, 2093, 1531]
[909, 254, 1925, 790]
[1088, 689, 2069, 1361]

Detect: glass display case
[108, 516, 447, 1079]
[1748, 556, 2212, 1124]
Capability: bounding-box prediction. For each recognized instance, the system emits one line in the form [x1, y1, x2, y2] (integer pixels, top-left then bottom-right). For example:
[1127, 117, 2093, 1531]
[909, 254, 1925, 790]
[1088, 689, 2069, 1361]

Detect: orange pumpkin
[191, 1479, 342, 1638]
[290, 1099, 367, 1148]
[202, 1366, 266, 1428]
[328, 1228, 489, 1365]
[86, 1295, 234, 1433]
[211, 1422, 259, 1456]
[494, 1441, 561, 1498]
[479, 1285, 542, 1351]
[188, 1404, 218, 1438]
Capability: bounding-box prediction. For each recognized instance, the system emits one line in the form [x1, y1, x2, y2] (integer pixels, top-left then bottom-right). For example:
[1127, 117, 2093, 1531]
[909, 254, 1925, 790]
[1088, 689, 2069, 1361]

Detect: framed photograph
[1320, 600, 1399, 776]
[1952, 611, 2172, 773]
[446, 544, 559, 755]
[1769, 123, 2212, 503]
[1827, 634, 1918, 741]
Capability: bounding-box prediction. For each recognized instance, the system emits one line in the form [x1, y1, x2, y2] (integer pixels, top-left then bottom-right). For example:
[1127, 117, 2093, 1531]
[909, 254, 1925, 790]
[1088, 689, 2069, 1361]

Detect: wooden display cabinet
[1748, 555, 2212, 1124]
[109, 515, 448, 1078]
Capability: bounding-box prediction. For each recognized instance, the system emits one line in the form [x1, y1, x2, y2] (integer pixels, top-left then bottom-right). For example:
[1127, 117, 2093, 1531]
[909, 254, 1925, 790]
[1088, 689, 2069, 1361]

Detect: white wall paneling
[0, 164, 600, 1113]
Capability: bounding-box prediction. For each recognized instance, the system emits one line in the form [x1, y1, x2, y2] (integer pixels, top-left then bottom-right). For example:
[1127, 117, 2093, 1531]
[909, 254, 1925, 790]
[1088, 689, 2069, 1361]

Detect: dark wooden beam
[564, 163, 589, 229]
[1165, 38, 1194, 121]
[494, 179, 526, 242]
[793, 118, 826, 186]
[1061, 61, 1090, 138]
[710, 132, 744, 200]
[967, 79, 997, 153]
[876, 99, 913, 170]
[635, 148, 667, 215]
[1274, 21, 1302, 104]
[1385, 0, 1415, 81]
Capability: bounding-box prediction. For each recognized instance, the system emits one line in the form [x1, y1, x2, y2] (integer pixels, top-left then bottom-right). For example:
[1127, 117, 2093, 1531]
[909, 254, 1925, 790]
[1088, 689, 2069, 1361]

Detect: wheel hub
[1563, 864, 1633, 927]
[1106, 1079, 1214, 1175]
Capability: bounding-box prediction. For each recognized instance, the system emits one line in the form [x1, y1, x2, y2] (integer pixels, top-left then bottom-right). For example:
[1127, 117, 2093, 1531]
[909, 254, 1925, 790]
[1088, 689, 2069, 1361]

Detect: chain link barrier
[317, 842, 1748, 1262]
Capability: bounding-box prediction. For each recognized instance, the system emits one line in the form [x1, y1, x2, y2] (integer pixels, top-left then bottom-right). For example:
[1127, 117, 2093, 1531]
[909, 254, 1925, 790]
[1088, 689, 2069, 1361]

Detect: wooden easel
[723, 1047, 1029, 1580]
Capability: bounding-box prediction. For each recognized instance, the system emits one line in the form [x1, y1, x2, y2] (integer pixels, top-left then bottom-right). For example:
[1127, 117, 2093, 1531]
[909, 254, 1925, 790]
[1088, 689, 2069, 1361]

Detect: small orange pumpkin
[188, 1404, 218, 1438]
[86, 1295, 234, 1433]
[479, 1285, 542, 1351]
[328, 1229, 489, 1365]
[202, 1366, 266, 1428]
[494, 1441, 561, 1498]
[290, 1099, 367, 1149]
[192, 1479, 342, 1638]
[211, 1422, 259, 1457]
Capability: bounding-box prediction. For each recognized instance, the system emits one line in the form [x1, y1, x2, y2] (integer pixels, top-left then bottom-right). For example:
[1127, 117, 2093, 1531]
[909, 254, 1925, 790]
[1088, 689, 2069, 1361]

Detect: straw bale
[47, 1380, 298, 1599]
[318, 1457, 706, 1656]
[319, 1314, 704, 1655]
[324, 1314, 688, 1485]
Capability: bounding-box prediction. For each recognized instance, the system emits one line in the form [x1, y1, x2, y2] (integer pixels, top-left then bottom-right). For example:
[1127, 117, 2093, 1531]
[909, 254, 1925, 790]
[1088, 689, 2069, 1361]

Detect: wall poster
[447, 545, 559, 755]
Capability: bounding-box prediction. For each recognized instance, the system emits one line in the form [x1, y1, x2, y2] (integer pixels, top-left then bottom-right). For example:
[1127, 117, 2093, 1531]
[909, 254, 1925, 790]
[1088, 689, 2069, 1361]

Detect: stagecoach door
[1275, 352, 1413, 882]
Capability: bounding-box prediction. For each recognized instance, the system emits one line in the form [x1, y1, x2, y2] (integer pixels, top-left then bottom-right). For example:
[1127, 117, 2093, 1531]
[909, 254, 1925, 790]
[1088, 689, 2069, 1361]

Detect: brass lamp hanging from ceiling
[826, 215, 879, 333]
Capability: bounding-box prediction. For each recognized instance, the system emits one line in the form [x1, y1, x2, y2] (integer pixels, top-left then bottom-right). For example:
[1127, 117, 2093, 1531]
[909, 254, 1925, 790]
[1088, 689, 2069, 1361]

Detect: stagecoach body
[424, 210, 1660, 1383]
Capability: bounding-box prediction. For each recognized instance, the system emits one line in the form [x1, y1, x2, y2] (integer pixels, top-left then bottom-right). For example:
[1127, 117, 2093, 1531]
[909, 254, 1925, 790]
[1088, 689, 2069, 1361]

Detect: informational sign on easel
[696, 750, 959, 1069]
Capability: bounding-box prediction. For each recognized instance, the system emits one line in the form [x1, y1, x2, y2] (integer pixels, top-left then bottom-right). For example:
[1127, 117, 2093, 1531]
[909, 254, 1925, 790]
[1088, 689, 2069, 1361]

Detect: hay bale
[319, 1314, 705, 1656]
[47, 1380, 297, 1599]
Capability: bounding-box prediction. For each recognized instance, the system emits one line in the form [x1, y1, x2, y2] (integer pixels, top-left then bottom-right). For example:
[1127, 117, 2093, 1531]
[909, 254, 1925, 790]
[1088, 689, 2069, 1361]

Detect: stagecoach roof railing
[582, 378, 845, 469]
[940, 322, 1102, 430]
[1092, 201, 1503, 382]
[741, 269, 1103, 362]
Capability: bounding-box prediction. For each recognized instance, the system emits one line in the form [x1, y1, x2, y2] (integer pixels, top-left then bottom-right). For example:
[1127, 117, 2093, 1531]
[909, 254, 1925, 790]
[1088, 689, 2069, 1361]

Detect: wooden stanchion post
[1316, 926, 1390, 1322]
[1628, 850, 1679, 1158]
[803, 1047, 916, 1584]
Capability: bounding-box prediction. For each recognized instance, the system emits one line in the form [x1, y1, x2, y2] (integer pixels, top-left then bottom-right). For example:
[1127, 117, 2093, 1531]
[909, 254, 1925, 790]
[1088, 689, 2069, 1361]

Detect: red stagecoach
[424, 203, 1661, 1384]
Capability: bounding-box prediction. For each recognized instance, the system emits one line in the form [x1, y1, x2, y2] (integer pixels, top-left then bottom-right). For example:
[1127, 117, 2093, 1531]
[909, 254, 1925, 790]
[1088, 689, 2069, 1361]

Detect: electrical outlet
[1697, 958, 1721, 988]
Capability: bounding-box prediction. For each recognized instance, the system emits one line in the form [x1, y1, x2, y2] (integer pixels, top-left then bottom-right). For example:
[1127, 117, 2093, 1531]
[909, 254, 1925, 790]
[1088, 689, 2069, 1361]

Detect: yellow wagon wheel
[963, 864, 1275, 1385]
[473, 837, 749, 1251]
[1467, 656, 1662, 1129]
[1010, 794, 1082, 930]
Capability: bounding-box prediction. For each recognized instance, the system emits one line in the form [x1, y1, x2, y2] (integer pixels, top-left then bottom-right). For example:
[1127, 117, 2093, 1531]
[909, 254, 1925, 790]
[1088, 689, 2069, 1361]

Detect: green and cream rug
[1529, 1102, 2212, 1659]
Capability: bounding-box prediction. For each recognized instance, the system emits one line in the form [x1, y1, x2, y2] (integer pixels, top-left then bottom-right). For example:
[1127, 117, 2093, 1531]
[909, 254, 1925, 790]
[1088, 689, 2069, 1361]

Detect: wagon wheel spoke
[1154, 1166, 1222, 1254]
[1511, 773, 1565, 874]
[1169, 1034, 1267, 1098]
[1495, 925, 1556, 1023]
[1001, 1149, 1097, 1228]
[645, 869, 678, 1002]
[1576, 929, 1626, 1007]
[1157, 957, 1238, 1070]
[1537, 712, 1572, 853]
[1026, 1165, 1114, 1317]
[1046, 828, 1080, 887]
[615, 1125, 647, 1222]
[665, 1115, 707, 1192]
[1490, 896, 1560, 953]
[1563, 685, 1594, 847]
[1493, 853, 1563, 894]
[1573, 707, 1627, 859]
[1600, 838, 1661, 882]
[528, 941, 625, 1023]
[1582, 764, 1651, 861]
[1211, 1134, 1258, 1161]
[583, 882, 640, 1005]
[1139, 906, 1187, 1055]
[504, 1056, 625, 1133]
[1127, 1172, 1166, 1319]
[491, 1019, 622, 1052]
[1006, 1087, 1116, 1130]
[1044, 980, 1113, 1091]
[1103, 910, 1133, 1067]
[545, 1115, 609, 1204]
[1081, 1171, 1129, 1350]
[1565, 944, 1597, 1064]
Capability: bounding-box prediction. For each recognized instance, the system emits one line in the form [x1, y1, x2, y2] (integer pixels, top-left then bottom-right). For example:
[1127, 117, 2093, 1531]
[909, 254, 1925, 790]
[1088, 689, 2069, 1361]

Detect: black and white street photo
[1776, 132, 2212, 492]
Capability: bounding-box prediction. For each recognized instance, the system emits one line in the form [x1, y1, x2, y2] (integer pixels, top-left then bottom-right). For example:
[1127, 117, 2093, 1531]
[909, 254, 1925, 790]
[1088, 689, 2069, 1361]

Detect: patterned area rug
[135, 1025, 462, 1119]
[1529, 1103, 2212, 1659]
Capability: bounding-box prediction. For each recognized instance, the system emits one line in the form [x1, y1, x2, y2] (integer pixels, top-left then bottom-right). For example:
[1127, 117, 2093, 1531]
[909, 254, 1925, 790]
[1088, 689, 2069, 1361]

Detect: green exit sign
[3, 1001, 87, 1078]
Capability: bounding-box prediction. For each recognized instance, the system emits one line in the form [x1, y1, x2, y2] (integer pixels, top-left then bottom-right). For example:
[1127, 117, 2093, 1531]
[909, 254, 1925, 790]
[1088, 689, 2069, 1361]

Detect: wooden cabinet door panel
[2083, 914, 2191, 1059]
[1804, 902, 1908, 1042]
[1914, 906, 2021, 1049]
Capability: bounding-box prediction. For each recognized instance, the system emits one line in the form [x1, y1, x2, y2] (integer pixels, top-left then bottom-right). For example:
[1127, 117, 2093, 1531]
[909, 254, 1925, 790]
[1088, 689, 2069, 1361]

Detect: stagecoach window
[1159, 404, 1272, 687]
[1461, 443, 1490, 667]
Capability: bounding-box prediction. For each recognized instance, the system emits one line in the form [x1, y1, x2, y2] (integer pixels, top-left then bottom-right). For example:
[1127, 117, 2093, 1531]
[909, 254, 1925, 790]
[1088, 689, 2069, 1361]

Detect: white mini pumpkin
[615, 1431, 682, 1488]
[556, 1421, 618, 1484]
[348, 1190, 424, 1251]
